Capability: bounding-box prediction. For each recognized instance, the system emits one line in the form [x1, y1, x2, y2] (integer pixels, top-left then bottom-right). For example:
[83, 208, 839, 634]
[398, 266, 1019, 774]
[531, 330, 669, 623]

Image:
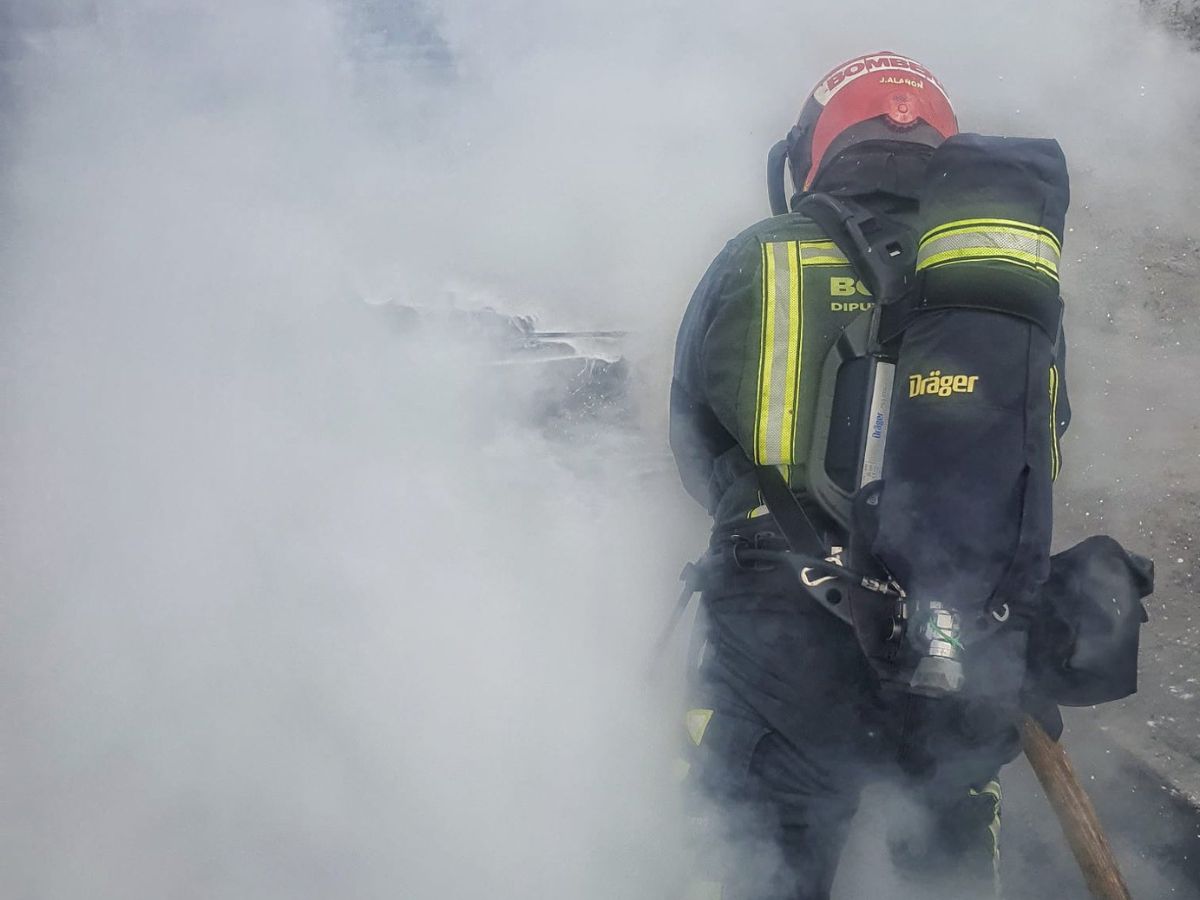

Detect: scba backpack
[763, 135, 1152, 705]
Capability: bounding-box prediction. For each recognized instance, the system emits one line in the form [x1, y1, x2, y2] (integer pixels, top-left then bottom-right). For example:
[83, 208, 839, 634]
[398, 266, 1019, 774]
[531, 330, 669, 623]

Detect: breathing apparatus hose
[731, 547, 904, 597]
[645, 547, 902, 678]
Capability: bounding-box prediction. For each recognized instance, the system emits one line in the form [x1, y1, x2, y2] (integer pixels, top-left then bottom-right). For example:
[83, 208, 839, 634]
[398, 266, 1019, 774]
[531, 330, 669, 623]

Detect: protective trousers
[679, 552, 1018, 900]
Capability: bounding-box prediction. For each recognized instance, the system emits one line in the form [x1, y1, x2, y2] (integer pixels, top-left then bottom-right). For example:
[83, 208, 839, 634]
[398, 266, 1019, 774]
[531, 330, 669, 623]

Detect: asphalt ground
[821, 711, 1200, 898]
[1001, 716, 1200, 898]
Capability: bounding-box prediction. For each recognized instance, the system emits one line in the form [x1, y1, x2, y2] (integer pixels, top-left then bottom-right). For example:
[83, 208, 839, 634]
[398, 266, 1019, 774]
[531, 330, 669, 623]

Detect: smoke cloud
[2, 1, 1197, 898]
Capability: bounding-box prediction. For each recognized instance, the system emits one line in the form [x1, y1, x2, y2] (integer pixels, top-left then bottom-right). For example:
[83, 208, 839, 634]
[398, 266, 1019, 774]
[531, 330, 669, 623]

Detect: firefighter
[669, 51, 1072, 899]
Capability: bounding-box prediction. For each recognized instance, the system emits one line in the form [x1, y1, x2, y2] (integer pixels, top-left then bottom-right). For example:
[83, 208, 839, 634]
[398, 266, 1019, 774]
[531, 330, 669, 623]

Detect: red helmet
[786, 51, 959, 193]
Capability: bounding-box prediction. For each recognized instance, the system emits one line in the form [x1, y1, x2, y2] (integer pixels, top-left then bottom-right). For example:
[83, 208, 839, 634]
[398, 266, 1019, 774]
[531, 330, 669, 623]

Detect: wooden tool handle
[1020, 714, 1133, 900]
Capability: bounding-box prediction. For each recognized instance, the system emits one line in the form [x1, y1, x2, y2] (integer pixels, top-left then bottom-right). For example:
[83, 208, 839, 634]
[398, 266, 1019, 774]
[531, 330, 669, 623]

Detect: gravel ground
[1052, 150, 1200, 806]
[996, 18, 1200, 885]
[1142, 0, 1200, 48]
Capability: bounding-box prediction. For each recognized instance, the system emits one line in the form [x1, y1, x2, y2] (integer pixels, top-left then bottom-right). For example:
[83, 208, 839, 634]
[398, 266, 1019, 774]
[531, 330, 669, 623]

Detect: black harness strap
[645, 560, 707, 680]
[796, 193, 917, 305]
[753, 465, 828, 556]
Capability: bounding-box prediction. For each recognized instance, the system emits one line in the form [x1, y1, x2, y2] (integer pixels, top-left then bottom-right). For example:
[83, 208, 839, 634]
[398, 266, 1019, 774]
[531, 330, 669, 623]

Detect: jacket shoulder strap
[795, 193, 918, 305]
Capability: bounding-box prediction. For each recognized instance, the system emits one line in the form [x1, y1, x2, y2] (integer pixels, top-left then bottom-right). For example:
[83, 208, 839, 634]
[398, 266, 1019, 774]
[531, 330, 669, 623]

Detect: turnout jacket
[671, 212, 881, 528]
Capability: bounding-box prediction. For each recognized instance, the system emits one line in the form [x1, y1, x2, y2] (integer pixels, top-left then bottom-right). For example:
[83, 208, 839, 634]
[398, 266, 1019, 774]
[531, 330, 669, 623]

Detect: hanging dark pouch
[1027, 535, 1153, 706]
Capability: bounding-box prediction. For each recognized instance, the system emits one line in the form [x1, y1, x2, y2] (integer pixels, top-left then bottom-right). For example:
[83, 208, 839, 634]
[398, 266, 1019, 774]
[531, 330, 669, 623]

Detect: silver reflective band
[917, 226, 1061, 278]
[761, 241, 794, 460]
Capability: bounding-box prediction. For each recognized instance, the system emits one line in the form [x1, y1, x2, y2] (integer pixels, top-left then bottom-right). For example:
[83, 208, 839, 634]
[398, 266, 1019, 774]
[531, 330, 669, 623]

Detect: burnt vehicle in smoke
[379, 303, 633, 435]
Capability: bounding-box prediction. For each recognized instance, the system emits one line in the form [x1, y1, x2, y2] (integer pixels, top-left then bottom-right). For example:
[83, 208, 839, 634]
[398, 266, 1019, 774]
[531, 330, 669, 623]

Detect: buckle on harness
[801, 546, 845, 588]
[730, 532, 786, 571]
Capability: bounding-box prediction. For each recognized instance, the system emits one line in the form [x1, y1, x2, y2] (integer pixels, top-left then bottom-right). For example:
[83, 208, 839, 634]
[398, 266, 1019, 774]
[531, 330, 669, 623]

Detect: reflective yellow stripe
[686, 709, 714, 746]
[755, 243, 776, 463]
[918, 245, 1059, 278]
[917, 218, 1061, 282]
[922, 217, 1061, 251]
[755, 241, 803, 464]
[919, 223, 1062, 250]
[1049, 365, 1061, 480]
[970, 778, 1003, 871]
[780, 243, 801, 461]
[799, 240, 848, 266]
[971, 779, 1002, 803]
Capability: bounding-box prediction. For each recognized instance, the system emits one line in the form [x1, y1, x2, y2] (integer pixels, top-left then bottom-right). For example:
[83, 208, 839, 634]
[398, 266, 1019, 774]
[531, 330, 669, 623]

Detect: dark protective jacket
[670, 143, 1072, 539]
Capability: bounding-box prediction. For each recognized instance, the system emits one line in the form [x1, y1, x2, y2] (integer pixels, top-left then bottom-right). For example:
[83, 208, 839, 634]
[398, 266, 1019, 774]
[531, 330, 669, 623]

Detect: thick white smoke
[2, 1, 1197, 898]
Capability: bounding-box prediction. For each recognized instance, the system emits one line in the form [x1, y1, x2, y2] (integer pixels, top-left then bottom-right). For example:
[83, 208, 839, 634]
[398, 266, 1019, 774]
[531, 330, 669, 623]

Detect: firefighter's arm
[669, 245, 739, 513]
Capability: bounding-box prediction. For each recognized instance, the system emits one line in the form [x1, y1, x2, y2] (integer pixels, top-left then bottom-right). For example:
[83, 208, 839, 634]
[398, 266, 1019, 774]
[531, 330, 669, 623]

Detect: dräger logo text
[909, 371, 979, 398]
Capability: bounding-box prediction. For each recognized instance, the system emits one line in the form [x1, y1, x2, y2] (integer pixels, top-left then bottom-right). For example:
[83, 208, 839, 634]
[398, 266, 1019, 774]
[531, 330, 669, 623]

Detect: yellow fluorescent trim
[919, 226, 1062, 255]
[916, 255, 1059, 280]
[753, 243, 768, 463]
[1049, 365, 1061, 480]
[686, 709, 714, 746]
[921, 218, 1062, 250]
[917, 247, 1059, 277]
[970, 779, 1003, 802]
[757, 243, 777, 463]
[798, 239, 848, 266]
[780, 242, 801, 462]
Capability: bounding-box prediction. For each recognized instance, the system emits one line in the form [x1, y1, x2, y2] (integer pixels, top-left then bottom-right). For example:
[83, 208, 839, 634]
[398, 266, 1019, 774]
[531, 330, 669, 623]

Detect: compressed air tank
[870, 135, 1071, 697]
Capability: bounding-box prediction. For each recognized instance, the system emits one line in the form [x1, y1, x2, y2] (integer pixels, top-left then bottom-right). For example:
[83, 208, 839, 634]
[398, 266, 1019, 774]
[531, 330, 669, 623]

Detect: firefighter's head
[767, 52, 958, 213]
